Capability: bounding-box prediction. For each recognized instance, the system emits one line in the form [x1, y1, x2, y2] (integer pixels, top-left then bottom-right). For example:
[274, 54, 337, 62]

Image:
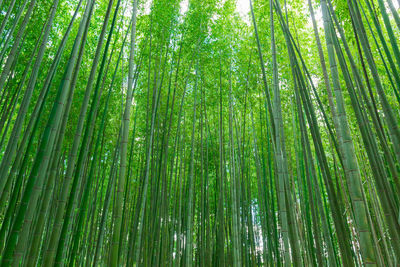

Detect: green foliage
[0, 0, 399, 265]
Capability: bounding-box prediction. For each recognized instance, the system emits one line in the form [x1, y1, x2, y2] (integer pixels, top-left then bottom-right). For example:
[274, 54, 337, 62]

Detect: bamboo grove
[0, 0, 399, 265]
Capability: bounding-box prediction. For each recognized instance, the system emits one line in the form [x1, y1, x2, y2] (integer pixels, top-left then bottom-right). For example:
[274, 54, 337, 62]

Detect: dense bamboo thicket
[0, 0, 400, 266]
